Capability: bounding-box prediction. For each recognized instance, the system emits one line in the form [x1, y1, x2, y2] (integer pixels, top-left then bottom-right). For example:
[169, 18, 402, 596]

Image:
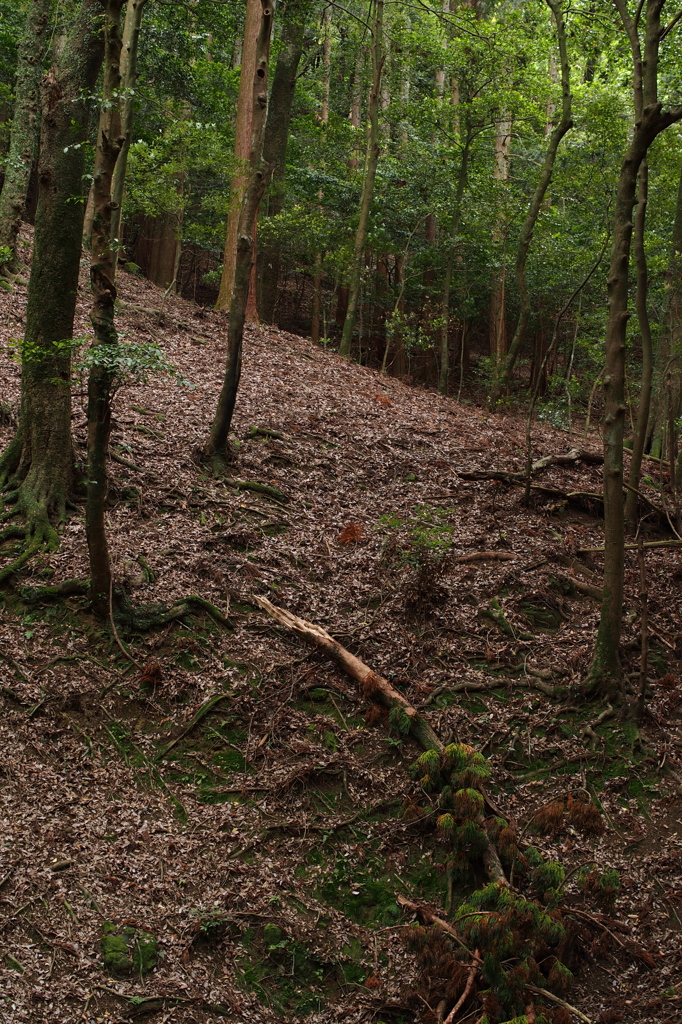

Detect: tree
[0, 0, 50, 275]
[215, 0, 263, 312]
[257, 0, 308, 324]
[587, 0, 682, 697]
[207, 0, 274, 471]
[339, 0, 384, 358]
[490, 0, 573, 404]
[0, 0, 105, 582]
[86, 0, 125, 616]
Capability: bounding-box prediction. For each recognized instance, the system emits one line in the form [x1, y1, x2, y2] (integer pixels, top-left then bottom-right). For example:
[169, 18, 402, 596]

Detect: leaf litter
[0, 227, 681, 1022]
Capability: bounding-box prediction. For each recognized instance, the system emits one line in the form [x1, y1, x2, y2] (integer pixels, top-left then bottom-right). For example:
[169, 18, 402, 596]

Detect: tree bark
[86, 0, 124, 617]
[624, 162, 653, 531]
[207, 0, 274, 471]
[489, 117, 512, 365]
[257, 0, 306, 324]
[339, 0, 383, 358]
[649, 161, 682, 457]
[216, 0, 262, 312]
[491, 0, 572, 403]
[0, 0, 50, 272]
[587, 0, 682, 698]
[0, 0, 105, 556]
[110, 0, 147, 272]
[438, 137, 470, 394]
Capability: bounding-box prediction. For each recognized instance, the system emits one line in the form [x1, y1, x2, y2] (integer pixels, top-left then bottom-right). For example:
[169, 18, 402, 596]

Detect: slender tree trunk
[110, 0, 147, 272]
[86, 0, 124, 616]
[649, 161, 682, 457]
[438, 139, 470, 394]
[0, 0, 105, 549]
[216, 0, 262, 311]
[587, 0, 682, 697]
[257, 1, 306, 324]
[624, 162, 653, 531]
[489, 116, 511, 364]
[0, 0, 50, 273]
[207, 0, 274, 470]
[491, 0, 572, 403]
[339, 0, 383, 358]
[311, 5, 331, 341]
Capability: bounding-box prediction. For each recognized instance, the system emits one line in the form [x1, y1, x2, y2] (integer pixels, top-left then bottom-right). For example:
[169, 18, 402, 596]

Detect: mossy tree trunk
[339, 0, 383, 358]
[0, 0, 105, 582]
[86, 0, 125, 617]
[0, 0, 50, 273]
[587, 0, 682, 698]
[490, 0, 572, 404]
[257, 0, 306, 324]
[438, 133, 471, 395]
[207, 0, 274, 471]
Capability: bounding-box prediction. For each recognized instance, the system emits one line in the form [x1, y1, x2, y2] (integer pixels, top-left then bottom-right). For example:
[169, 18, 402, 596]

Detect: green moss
[100, 924, 158, 976]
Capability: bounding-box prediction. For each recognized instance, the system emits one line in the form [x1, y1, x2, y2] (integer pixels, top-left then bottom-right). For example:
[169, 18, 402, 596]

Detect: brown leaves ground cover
[0, 227, 681, 1022]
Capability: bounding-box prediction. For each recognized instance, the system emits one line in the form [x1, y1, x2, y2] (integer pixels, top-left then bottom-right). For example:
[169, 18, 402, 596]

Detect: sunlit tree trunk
[339, 0, 383, 358]
[439, 136, 470, 394]
[0, 0, 50, 274]
[110, 0, 147, 272]
[216, 0, 262, 312]
[207, 0, 274, 470]
[489, 116, 512, 365]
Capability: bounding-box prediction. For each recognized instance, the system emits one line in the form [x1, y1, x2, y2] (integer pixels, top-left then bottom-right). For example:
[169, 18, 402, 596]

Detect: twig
[156, 692, 233, 759]
[525, 985, 592, 1023]
[633, 536, 648, 725]
[577, 540, 682, 553]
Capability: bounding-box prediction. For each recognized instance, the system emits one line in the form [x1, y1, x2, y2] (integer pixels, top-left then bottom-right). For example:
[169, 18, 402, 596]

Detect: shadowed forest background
[1, 2, 682, 1024]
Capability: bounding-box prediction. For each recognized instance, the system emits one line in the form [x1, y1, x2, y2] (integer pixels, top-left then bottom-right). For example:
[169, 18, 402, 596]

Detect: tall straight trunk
[649, 161, 682, 457]
[624, 162, 653, 531]
[110, 0, 147, 272]
[216, 0, 262, 311]
[257, 1, 306, 324]
[339, 0, 383, 358]
[489, 116, 511, 364]
[588, 0, 682, 697]
[0, 0, 105, 537]
[0, 0, 50, 271]
[311, 5, 331, 342]
[438, 138, 470, 394]
[86, 0, 124, 616]
[207, 0, 274, 470]
[491, 0, 572, 403]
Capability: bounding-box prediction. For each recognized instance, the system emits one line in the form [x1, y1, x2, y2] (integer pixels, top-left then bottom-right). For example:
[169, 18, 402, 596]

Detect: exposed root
[0, 493, 59, 584]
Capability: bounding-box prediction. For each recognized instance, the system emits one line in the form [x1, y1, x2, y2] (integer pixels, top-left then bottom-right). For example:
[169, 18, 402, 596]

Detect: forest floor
[1, 228, 682, 1024]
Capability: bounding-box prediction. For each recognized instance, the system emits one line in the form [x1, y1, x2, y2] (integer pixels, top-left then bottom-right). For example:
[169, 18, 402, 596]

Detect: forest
[1, 0, 682, 1023]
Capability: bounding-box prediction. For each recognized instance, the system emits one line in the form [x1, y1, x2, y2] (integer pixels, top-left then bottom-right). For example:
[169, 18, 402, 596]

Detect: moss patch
[101, 923, 158, 976]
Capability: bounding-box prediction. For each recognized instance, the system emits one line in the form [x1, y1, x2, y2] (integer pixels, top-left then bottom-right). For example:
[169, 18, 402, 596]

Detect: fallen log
[453, 551, 517, 564]
[251, 594, 508, 886]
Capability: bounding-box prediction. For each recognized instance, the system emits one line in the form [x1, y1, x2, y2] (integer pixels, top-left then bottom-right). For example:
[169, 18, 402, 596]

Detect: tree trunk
[110, 0, 147, 272]
[310, 5, 331, 342]
[207, 0, 274, 471]
[491, 0, 572, 403]
[624, 162, 653, 531]
[489, 117, 512, 365]
[216, 0, 262, 312]
[438, 138, 470, 394]
[587, 0, 682, 698]
[257, 1, 306, 324]
[86, 0, 124, 617]
[339, 0, 383, 358]
[0, 0, 105, 562]
[0, 0, 50, 272]
[649, 161, 682, 457]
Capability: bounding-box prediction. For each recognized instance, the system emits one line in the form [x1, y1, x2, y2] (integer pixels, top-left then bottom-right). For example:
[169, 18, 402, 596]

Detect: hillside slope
[1, 234, 681, 1024]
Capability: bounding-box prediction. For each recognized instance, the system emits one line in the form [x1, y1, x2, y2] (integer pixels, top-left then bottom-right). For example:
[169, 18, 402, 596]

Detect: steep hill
[1, 233, 681, 1024]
